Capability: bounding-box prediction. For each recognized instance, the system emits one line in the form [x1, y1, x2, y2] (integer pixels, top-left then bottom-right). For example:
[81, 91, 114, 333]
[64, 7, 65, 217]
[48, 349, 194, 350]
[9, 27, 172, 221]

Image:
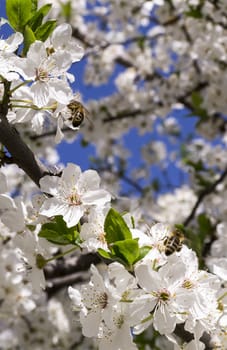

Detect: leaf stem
[45, 246, 79, 263]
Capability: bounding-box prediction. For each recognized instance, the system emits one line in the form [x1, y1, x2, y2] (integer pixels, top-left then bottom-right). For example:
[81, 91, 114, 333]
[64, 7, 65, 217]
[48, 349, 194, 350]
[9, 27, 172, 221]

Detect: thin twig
[183, 165, 227, 226]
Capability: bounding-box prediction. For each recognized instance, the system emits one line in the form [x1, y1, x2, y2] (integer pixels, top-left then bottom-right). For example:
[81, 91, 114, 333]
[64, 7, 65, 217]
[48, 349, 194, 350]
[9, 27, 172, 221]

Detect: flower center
[98, 231, 106, 244]
[182, 279, 194, 289]
[92, 291, 108, 309]
[153, 288, 171, 303]
[67, 192, 82, 206]
[159, 290, 170, 302]
[36, 67, 49, 82]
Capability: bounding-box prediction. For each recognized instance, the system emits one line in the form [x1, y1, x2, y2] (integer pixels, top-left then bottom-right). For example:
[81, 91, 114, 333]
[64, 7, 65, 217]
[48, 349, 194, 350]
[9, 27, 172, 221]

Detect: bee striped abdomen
[67, 100, 87, 128]
[163, 229, 184, 256]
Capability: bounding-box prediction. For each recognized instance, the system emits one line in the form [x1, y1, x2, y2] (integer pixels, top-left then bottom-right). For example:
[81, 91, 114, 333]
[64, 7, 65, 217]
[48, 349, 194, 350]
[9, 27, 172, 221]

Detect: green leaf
[185, 5, 203, 19]
[184, 159, 204, 172]
[23, 25, 36, 55]
[60, 1, 72, 22]
[81, 138, 89, 147]
[100, 105, 108, 113]
[38, 216, 80, 245]
[35, 20, 56, 42]
[6, 0, 33, 32]
[174, 223, 186, 232]
[26, 224, 36, 231]
[196, 173, 213, 189]
[39, 228, 71, 245]
[190, 91, 207, 119]
[137, 36, 145, 51]
[191, 91, 203, 108]
[31, 0, 38, 12]
[97, 248, 114, 261]
[104, 208, 132, 244]
[137, 246, 151, 262]
[28, 4, 52, 31]
[111, 239, 139, 266]
[152, 179, 160, 192]
[197, 213, 213, 238]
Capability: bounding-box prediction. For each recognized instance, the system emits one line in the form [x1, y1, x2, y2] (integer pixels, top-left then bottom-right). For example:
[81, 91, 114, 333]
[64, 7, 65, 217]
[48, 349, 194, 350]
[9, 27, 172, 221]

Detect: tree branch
[0, 110, 48, 188]
[183, 165, 227, 226]
[44, 252, 102, 297]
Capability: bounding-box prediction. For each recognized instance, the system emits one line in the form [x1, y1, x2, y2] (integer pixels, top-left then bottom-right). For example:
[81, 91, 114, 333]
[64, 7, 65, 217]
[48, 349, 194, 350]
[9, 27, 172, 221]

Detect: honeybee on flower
[66, 99, 89, 128]
[60, 93, 91, 130]
[163, 228, 184, 256]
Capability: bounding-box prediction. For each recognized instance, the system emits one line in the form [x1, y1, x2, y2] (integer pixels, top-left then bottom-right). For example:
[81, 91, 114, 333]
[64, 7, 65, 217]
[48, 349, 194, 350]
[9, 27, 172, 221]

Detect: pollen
[159, 290, 170, 302]
[98, 231, 106, 244]
[94, 292, 108, 309]
[121, 290, 130, 302]
[67, 192, 82, 206]
[35, 67, 48, 82]
[153, 288, 171, 303]
[182, 279, 194, 289]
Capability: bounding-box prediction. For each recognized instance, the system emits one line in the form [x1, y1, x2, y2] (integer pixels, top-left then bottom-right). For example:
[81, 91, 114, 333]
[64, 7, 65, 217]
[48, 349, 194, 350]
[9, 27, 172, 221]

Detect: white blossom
[40, 163, 111, 227]
[49, 23, 84, 63]
[15, 41, 73, 107]
[135, 257, 195, 335]
[68, 264, 118, 337]
[0, 31, 23, 81]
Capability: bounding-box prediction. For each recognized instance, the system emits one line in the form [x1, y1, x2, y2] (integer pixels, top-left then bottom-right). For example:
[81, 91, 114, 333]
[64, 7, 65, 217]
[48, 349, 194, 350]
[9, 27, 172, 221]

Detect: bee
[66, 100, 89, 128]
[163, 228, 184, 256]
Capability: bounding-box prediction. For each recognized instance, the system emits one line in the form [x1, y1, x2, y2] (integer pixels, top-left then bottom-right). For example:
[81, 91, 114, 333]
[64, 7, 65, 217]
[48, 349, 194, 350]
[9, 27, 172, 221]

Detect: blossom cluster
[68, 233, 223, 350]
[1, 18, 84, 143]
[0, 156, 226, 348]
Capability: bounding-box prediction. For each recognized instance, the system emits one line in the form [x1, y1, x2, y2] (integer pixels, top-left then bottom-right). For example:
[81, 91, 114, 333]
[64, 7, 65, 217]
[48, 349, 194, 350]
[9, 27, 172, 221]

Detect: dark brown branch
[183, 165, 227, 226]
[44, 252, 102, 297]
[44, 252, 101, 279]
[174, 324, 212, 349]
[72, 28, 93, 48]
[0, 110, 48, 188]
[46, 272, 86, 298]
[103, 108, 145, 122]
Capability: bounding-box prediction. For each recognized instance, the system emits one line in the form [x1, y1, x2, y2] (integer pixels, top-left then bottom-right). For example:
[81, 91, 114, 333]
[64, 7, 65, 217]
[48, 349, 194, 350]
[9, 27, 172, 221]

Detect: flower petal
[82, 189, 111, 206]
[154, 304, 176, 334]
[39, 176, 60, 196]
[78, 170, 101, 192]
[62, 163, 81, 186]
[80, 310, 101, 337]
[63, 205, 84, 227]
[40, 198, 67, 217]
